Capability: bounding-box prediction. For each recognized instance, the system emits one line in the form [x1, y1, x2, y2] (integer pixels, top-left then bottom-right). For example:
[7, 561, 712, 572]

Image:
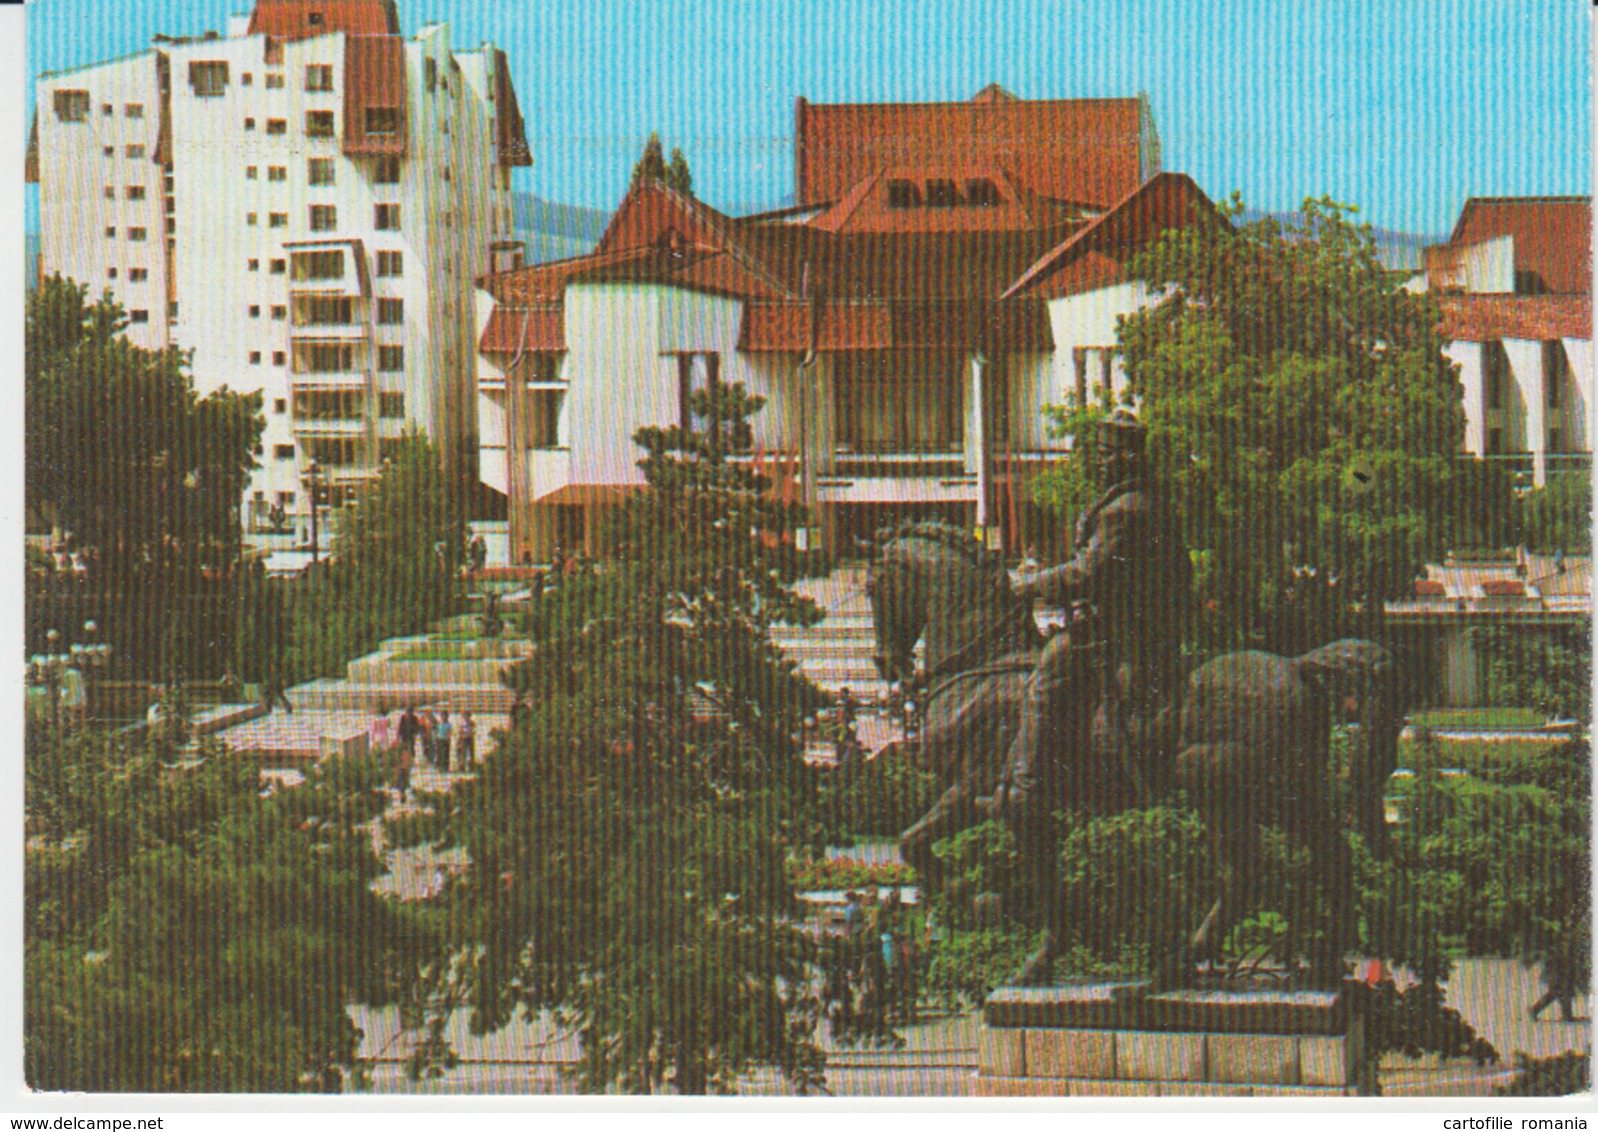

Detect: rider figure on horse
[997, 408, 1192, 982]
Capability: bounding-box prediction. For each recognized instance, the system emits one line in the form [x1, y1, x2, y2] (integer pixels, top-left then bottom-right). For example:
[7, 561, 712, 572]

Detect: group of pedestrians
[830, 885, 922, 1024]
[370, 705, 478, 801]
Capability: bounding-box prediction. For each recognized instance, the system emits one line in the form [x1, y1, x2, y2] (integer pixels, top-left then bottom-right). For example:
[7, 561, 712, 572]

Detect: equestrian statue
[864, 411, 1403, 988]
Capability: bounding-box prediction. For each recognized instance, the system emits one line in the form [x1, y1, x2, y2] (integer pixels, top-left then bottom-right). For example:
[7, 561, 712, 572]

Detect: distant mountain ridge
[1240, 207, 1442, 272]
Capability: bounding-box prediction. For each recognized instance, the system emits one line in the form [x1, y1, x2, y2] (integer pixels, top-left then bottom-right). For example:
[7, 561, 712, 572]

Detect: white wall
[1046, 281, 1148, 409]
[1446, 341, 1487, 455]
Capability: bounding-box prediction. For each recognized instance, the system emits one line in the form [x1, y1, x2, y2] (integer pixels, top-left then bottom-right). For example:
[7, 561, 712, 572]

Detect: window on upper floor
[53, 90, 90, 121]
[129, 268, 148, 282]
[271, 258, 286, 274]
[378, 344, 404, 371]
[189, 61, 229, 97]
[377, 297, 404, 324]
[293, 250, 344, 279]
[530, 389, 563, 448]
[272, 351, 285, 365]
[265, 72, 284, 89]
[241, 72, 254, 86]
[249, 304, 261, 318]
[298, 344, 358, 375]
[424, 57, 438, 92]
[126, 185, 146, 200]
[379, 392, 405, 418]
[126, 144, 145, 159]
[886, 179, 922, 209]
[104, 186, 116, 200]
[245, 117, 256, 130]
[965, 178, 1002, 207]
[266, 119, 287, 135]
[1485, 342, 1508, 411]
[306, 110, 335, 138]
[925, 179, 960, 208]
[269, 212, 288, 228]
[305, 64, 334, 92]
[129, 309, 149, 323]
[101, 103, 113, 117]
[296, 296, 355, 325]
[248, 258, 260, 271]
[125, 103, 144, 119]
[374, 203, 400, 231]
[308, 158, 336, 185]
[128, 227, 147, 241]
[268, 165, 287, 181]
[271, 305, 287, 320]
[250, 351, 262, 364]
[307, 10, 325, 26]
[107, 268, 118, 279]
[373, 155, 400, 184]
[308, 204, 337, 231]
[104, 226, 117, 239]
[103, 145, 115, 157]
[247, 165, 258, 179]
[275, 444, 295, 459]
[366, 107, 399, 136]
[375, 250, 403, 276]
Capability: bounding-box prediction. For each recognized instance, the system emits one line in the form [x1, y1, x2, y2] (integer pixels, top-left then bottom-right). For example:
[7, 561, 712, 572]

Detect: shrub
[1496, 1051, 1590, 1097]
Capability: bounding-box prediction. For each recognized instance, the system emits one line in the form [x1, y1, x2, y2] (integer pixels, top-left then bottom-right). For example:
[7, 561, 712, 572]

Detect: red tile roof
[1447, 197, 1591, 295]
[1002, 173, 1223, 299]
[795, 92, 1153, 210]
[479, 306, 566, 353]
[1438, 294, 1592, 341]
[248, 0, 399, 39]
[341, 35, 406, 155]
[807, 166, 1064, 235]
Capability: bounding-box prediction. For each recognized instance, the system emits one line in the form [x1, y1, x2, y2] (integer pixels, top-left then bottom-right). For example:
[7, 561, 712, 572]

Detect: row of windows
[243, 203, 401, 232]
[290, 343, 405, 371]
[287, 296, 404, 324]
[103, 185, 148, 200]
[886, 177, 1004, 210]
[104, 226, 149, 240]
[189, 62, 337, 97]
[102, 144, 147, 159]
[106, 267, 150, 282]
[290, 391, 406, 419]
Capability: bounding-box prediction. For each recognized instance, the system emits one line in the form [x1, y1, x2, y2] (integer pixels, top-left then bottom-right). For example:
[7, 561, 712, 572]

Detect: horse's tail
[1293, 639, 1404, 859]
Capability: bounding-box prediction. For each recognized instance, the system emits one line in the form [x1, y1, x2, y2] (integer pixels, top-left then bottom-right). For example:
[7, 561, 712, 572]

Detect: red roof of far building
[341, 35, 407, 156]
[1446, 197, 1592, 295]
[248, 0, 399, 39]
[795, 91, 1155, 211]
[1438, 294, 1593, 341]
[1002, 172, 1223, 299]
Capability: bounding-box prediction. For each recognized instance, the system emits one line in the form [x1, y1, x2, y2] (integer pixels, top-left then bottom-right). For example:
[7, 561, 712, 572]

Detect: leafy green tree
[1116, 197, 1471, 655]
[286, 433, 464, 681]
[1470, 624, 1591, 723]
[632, 131, 693, 195]
[25, 728, 417, 1091]
[1519, 471, 1591, 555]
[26, 275, 262, 588]
[406, 383, 857, 1093]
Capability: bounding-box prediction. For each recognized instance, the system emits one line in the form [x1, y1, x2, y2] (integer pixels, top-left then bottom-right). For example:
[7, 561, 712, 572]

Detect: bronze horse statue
[865, 522, 1402, 987]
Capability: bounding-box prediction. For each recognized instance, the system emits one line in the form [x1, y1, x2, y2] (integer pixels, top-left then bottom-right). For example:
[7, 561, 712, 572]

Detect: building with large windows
[29, 0, 531, 541]
[1423, 196, 1592, 487]
[474, 86, 1218, 562]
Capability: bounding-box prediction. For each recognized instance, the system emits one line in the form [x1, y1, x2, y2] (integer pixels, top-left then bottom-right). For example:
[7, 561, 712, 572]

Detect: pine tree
[666, 147, 693, 195]
[410, 384, 868, 1094]
[631, 131, 668, 185]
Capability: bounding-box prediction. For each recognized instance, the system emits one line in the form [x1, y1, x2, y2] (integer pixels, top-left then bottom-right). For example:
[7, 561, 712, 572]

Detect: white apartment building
[29, 0, 531, 541]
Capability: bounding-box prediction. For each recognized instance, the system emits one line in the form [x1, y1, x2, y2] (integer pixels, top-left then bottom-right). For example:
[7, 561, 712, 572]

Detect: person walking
[418, 709, 437, 768]
[434, 711, 453, 772]
[397, 706, 421, 765]
[394, 741, 413, 804]
[457, 710, 477, 767]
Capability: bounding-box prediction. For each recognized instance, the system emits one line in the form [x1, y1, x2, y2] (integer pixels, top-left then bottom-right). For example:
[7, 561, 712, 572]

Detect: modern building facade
[474, 86, 1217, 563]
[1422, 197, 1592, 487]
[29, 0, 531, 540]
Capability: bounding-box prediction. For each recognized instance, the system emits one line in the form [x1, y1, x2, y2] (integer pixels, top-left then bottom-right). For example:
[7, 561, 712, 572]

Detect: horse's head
[864, 535, 923, 686]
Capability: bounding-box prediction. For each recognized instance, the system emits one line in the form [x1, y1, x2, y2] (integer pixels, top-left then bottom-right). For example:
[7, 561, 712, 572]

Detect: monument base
[976, 981, 1368, 1097]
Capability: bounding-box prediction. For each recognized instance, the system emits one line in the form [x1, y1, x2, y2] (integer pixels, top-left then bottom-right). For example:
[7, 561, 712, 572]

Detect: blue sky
[26, 0, 1593, 233]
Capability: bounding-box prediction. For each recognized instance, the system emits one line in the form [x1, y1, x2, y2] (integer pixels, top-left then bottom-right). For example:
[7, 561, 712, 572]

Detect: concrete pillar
[969, 353, 989, 530]
[1449, 341, 1488, 455]
[1503, 339, 1547, 485]
[1562, 337, 1591, 453]
[506, 357, 530, 561]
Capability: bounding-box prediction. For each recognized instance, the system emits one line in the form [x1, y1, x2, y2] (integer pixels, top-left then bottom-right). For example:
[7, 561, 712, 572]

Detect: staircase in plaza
[778, 567, 901, 697]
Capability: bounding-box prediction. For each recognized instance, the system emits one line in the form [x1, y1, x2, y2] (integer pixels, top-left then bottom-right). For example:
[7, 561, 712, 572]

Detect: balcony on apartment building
[284, 242, 371, 297]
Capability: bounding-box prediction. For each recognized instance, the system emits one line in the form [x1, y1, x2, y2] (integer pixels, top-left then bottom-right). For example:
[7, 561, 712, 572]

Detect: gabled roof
[1446, 197, 1591, 295]
[248, 0, 400, 39]
[805, 166, 1059, 235]
[1002, 172, 1221, 299]
[795, 89, 1151, 210]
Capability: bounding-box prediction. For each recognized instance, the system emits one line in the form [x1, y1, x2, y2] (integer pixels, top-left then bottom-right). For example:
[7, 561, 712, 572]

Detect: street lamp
[27, 620, 111, 733]
[306, 460, 324, 564]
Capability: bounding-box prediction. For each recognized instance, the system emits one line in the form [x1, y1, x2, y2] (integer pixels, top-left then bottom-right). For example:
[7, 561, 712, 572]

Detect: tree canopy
[25, 727, 417, 1091]
[400, 383, 853, 1093]
[1114, 196, 1477, 655]
[285, 432, 465, 681]
[26, 275, 263, 587]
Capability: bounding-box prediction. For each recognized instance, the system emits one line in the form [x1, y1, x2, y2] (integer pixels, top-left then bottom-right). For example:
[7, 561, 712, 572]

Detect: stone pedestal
[976, 982, 1366, 1097]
